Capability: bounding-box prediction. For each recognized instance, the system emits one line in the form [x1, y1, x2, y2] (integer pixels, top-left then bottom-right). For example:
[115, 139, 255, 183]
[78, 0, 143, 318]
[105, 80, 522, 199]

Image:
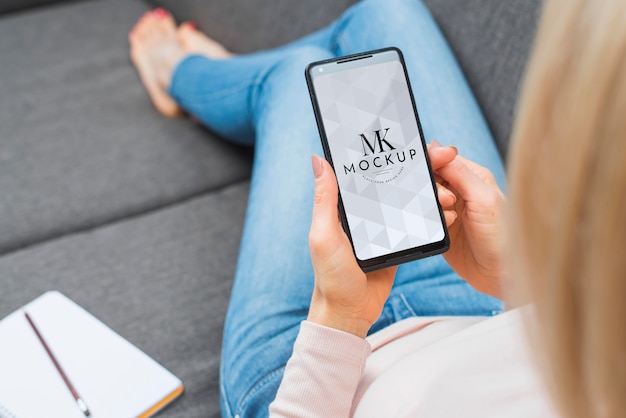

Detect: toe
[176, 23, 194, 48]
[153, 8, 177, 34]
[179, 21, 197, 32]
[130, 10, 155, 41]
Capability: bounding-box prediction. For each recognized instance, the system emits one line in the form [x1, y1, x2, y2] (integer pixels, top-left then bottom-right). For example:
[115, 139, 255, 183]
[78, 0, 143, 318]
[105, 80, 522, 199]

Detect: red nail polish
[154, 7, 166, 17]
[186, 21, 197, 30]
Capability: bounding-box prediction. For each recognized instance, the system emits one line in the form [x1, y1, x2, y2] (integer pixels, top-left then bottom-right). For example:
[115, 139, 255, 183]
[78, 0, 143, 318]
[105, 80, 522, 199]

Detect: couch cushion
[0, 0, 252, 254]
[424, 0, 542, 157]
[0, 0, 76, 16]
[0, 180, 250, 418]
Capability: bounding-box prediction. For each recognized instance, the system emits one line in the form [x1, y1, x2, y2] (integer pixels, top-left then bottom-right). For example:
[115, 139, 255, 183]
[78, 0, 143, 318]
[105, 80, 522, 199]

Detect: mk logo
[359, 128, 395, 156]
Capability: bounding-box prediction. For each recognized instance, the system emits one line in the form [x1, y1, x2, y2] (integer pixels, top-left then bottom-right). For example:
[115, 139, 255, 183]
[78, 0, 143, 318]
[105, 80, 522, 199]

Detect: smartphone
[305, 47, 449, 272]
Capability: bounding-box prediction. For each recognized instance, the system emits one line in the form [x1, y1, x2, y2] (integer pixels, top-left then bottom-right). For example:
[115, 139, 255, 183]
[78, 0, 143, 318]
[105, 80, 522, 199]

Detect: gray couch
[0, 0, 540, 416]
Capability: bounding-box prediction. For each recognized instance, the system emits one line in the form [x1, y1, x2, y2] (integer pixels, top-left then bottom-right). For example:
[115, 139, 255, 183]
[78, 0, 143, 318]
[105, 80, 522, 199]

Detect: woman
[129, 0, 625, 416]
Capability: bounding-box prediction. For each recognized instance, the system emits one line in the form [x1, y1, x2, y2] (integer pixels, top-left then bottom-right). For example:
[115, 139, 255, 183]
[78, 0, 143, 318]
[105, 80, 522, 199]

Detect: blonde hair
[507, 0, 626, 416]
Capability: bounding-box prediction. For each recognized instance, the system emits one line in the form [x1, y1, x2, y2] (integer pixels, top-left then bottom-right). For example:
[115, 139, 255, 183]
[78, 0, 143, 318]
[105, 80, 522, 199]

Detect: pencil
[23, 310, 91, 417]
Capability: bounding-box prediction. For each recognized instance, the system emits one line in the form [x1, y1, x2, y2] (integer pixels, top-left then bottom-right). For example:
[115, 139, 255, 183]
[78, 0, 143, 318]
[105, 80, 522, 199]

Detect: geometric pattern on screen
[314, 60, 444, 260]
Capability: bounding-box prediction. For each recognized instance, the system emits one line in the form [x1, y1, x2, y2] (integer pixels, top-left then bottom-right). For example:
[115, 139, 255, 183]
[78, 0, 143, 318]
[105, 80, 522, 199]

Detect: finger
[443, 209, 458, 227]
[434, 173, 449, 189]
[311, 155, 339, 226]
[437, 157, 494, 202]
[426, 140, 440, 152]
[453, 155, 506, 201]
[310, 155, 344, 254]
[454, 155, 499, 187]
[428, 144, 458, 171]
[436, 182, 456, 208]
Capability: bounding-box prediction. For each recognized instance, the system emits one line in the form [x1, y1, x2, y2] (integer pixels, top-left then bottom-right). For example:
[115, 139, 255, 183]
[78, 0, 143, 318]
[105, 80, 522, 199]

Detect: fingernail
[311, 155, 324, 179]
[431, 139, 441, 147]
[450, 146, 458, 155]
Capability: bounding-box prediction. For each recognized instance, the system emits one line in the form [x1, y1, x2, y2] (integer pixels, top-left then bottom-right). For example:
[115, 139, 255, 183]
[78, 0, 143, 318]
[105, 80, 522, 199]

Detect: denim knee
[333, 0, 433, 53]
[253, 46, 330, 95]
[220, 323, 301, 418]
[221, 366, 285, 418]
[269, 45, 333, 76]
[251, 45, 333, 129]
[352, 0, 427, 19]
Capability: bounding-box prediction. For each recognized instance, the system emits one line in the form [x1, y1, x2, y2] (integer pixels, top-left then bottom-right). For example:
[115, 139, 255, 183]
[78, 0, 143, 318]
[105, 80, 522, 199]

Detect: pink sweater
[270, 308, 556, 417]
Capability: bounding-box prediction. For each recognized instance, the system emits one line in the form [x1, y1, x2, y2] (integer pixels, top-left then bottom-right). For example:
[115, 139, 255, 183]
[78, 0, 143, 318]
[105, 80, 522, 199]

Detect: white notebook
[0, 291, 184, 418]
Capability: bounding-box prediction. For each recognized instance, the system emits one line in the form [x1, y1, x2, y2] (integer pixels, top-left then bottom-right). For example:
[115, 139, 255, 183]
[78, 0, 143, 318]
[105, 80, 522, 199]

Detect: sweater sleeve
[269, 321, 372, 417]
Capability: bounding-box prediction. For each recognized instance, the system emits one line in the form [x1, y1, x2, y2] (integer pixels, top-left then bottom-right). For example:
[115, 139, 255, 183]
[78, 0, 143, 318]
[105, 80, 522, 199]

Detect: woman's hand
[430, 141, 506, 299]
[306, 147, 460, 338]
[307, 155, 396, 339]
[306, 143, 505, 338]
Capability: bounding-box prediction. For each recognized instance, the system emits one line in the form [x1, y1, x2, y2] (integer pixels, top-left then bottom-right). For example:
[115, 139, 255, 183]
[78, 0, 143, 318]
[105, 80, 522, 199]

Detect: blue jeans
[169, 0, 506, 416]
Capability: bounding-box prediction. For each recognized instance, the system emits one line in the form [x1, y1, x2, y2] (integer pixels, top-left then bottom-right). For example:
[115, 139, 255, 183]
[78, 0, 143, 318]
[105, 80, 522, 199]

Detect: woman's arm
[271, 143, 505, 416]
[269, 321, 370, 417]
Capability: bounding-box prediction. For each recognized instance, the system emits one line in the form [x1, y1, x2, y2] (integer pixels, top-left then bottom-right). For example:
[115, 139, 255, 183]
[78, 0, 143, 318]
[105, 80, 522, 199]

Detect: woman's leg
[168, 51, 285, 146]
[128, 15, 331, 416]
[218, 46, 332, 418]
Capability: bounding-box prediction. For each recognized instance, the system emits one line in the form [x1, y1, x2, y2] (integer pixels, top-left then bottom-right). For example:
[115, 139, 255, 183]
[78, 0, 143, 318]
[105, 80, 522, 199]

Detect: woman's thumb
[310, 155, 342, 250]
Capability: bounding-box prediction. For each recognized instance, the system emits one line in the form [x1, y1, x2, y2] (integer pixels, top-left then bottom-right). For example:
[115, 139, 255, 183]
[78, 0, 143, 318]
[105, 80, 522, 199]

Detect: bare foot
[177, 22, 233, 58]
[129, 8, 186, 117]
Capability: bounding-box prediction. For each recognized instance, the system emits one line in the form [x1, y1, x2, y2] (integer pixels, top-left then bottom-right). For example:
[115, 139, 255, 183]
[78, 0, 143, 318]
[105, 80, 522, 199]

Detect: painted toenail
[154, 7, 167, 17]
[186, 21, 197, 29]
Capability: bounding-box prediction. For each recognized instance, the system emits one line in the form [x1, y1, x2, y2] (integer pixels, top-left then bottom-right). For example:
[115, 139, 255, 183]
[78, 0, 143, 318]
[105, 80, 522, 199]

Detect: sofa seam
[0, 177, 251, 258]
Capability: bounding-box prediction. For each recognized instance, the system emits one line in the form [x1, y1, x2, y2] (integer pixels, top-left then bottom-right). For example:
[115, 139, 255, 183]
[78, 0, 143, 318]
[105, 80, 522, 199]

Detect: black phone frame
[305, 47, 450, 272]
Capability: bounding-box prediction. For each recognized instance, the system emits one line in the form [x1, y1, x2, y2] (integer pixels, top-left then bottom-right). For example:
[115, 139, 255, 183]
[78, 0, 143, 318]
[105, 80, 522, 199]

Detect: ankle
[157, 48, 187, 91]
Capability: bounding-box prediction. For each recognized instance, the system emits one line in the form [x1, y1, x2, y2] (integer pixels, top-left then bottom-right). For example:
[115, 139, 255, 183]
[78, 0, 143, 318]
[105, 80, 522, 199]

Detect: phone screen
[306, 48, 448, 270]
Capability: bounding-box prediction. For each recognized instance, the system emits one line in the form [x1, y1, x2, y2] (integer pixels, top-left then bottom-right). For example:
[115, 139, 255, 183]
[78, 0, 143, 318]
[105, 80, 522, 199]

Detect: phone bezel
[305, 47, 449, 272]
